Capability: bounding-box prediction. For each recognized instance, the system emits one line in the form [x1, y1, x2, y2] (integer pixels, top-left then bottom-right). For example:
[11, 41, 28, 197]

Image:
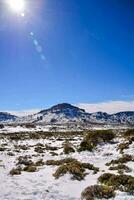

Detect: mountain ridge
[0, 103, 134, 125]
[0, 112, 17, 122]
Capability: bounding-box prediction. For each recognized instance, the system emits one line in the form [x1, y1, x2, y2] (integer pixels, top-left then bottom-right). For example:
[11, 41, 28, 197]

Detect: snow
[0, 125, 50, 133]
[1, 103, 134, 125]
[0, 130, 134, 200]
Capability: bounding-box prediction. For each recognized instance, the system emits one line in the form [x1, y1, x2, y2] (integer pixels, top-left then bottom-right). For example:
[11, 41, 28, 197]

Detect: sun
[8, 0, 25, 14]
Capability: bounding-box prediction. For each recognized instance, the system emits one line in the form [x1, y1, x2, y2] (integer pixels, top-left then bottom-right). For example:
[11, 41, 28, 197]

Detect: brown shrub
[9, 167, 22, 175]
[79, 130, 115, 152]
[46, 158, 99, 180]
[106, 154, 134, 166]
[98, 173, 134, 194]
[63, 142, 75, 154]
[117, 142, 130, 153]
[81, 185, 115, 200]
[23, 165, 37, 172]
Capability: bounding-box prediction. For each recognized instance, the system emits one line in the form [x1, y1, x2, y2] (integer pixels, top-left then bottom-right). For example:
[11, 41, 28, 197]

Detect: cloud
[5, 101, 134, 116]
[77, 101, 134, 114]
[8, 109, 41, 117]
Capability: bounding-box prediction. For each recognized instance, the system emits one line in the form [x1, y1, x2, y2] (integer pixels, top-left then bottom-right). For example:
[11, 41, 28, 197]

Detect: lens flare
[8, 0, 25, 14]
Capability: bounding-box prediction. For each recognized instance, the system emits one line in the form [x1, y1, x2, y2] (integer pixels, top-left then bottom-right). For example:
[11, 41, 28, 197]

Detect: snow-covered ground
[0, 125, 50, 133]
[0, 130, 134, 200]
[0, 124, 131, 134]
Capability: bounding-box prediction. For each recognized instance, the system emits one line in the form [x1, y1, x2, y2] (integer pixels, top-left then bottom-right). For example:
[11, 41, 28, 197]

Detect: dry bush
[81, 185, 115, 200]
[106, 154, 134, 166]
[79, 130, 115, 152]
[98, 173, 134, 194]
[46, 158, 99, 180]
[63, 142, 75, 154]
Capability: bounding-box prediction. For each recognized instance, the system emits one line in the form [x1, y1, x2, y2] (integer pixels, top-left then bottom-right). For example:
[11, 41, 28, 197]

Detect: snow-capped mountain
[28, 104, 134, 125]
[33, 103, 91, 124]
[0, 103, 134, 125]
[109, 111, 134, 124]
[0, 112, 17, 122]
[89, 112, 110, 122]
[19, 103, 134, 125]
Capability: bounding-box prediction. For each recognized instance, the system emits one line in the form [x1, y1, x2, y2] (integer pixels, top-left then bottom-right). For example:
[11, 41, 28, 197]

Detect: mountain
[0, 103, 134, 125]
[32, 103, 91, 124]
[109, 111, 134, 124]
[89, 112, 110, 122]
[0, 112, 17, 122]
[19, 103, 134, 125]
[32, 104, 134, 125]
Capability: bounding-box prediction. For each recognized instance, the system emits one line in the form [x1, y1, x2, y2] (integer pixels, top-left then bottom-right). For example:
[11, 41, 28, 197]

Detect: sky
[0, 0, 134, 113]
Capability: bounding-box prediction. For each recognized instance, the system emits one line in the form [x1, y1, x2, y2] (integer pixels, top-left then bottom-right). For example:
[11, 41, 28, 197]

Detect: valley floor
[0, 129, 134, 200]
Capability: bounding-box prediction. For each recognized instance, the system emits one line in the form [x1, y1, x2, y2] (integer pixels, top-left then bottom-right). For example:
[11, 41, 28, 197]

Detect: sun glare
[8, 0, 25, 14]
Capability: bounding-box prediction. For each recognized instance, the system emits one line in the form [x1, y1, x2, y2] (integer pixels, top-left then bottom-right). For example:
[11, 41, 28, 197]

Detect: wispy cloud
[8, 109, 41, 117]
[5, 100, 134, 116]
[77, 101, 134, 114]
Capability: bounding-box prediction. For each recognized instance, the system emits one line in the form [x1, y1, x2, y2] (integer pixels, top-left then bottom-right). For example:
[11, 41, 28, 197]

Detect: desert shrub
[117, 142, 130, 153]
[9, 167, 22, 175]
[49, 158, 99, 180]
[86, 130, 115, 143]
[79, 130, 114, 152]
[4, 131, 84, 141]
[23, 165, 37, 172]
[98, 173, 134, 194]
[128, 137, 134, 144]
[17, 155, 33, 166]
[9, 134, 22, 141]
[16, 156, 44, 172]
[0, 124, 4, 129]
[81, 163, 99, 174]
[1, 142, 8, 146]
[81, 185, 115, 200]
[57, 137, 64, 141]
[53, 162, 86, 180]
[45, 144, 58, 151]
[98, 173, 114, 185]
[14, 145, 29, 151]
[29, 132, 40, 140]
[35, 143, 44, 147]
[106, 154, 134, 166]
[63, 142, 75, 154]
[25, 124, 36, 129]
[34, 146, 45, 153]
[109, 164, 132, 174]
[7, 152, 15, 156]
[78, 139, 95, 152]
[0, 146, 6, 151]
[50, 151, 58, 156]
[46, 159, 63, 166]
[35, 159, 44, 166]
[46, 158, 99, 173]
[45, 157, 77, 166]
[123, 129, 134, 137]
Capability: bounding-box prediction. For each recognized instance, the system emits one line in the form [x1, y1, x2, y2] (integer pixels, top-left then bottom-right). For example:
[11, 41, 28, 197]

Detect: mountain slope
[109, 111, 134, 124]
[33, 104, 134, 125]
[0, 112, 17, 122]
[1, 104, 134, 125]
[33, 103, 91, 124]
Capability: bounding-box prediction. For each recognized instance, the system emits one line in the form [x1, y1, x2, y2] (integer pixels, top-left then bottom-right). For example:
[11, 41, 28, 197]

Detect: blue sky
[0, 0, 134, 111]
